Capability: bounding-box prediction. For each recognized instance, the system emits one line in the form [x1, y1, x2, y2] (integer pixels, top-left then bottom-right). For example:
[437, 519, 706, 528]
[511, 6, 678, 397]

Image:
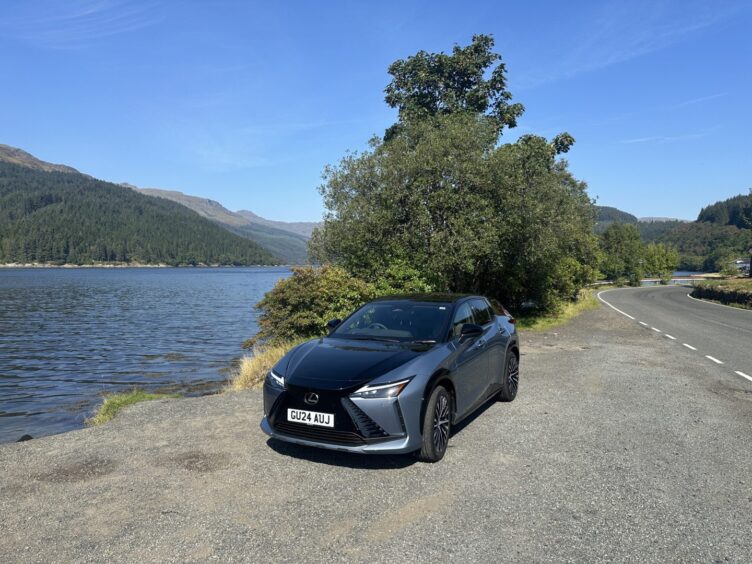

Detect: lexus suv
[260, 294, 519, 462]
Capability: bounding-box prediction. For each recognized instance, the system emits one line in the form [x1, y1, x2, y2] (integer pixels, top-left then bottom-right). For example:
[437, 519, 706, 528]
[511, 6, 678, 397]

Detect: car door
[478, 298, 511, 391]
[468, 298, 499, 401]
[450, 300, 490, 418]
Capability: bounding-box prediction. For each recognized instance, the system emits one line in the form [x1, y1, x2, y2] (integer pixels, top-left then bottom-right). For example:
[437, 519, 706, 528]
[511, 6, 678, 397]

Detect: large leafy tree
[310, 35, 597, 312]
[600, 223, 644, 285]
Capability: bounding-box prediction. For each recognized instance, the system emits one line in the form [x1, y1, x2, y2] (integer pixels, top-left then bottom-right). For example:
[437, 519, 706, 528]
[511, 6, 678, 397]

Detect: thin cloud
[0, 0, 163, 48]
[618, 132, 705, 144]
[518, 1, 741, 88]
[671, 92, 728, 108]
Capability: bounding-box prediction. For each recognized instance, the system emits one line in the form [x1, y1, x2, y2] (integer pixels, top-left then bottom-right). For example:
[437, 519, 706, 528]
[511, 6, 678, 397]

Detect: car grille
[273, 421, 365, 445]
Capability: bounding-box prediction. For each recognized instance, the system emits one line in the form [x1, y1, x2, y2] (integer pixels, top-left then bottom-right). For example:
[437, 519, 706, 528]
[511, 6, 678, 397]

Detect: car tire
[416, 385, 451, 463]
[498, 352, 519, 402]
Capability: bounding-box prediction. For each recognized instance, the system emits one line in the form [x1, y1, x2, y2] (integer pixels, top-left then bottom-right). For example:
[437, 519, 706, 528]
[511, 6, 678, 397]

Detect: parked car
[260, 294, 519, 462]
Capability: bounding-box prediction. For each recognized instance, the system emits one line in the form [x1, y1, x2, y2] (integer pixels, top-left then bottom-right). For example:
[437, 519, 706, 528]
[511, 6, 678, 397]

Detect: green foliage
[311, 112, 598, 312]
[636, 220, 685, 242]
[0, 162, 278, 266]
[372, 259, 434, 295]
[643, 242, 679, 283]
[246, 265, 379, 347]
[698, 191, 752, 228]
[383, 34, 524, 139]
[655, 221, 751, 272]
[599, 223, 644, 285]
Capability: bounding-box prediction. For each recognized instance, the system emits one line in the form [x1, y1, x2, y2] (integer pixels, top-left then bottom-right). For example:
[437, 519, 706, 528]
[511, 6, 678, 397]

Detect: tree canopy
[309, 35, 596, 313]
[383, 34, 525, 140]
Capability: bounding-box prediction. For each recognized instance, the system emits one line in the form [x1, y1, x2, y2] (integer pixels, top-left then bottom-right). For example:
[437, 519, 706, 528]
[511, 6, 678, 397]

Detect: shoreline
[0, 262, 289, 269]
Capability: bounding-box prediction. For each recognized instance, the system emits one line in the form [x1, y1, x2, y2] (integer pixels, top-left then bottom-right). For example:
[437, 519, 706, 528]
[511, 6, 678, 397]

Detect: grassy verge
[229, 339, 306, 391]
[515, 289, 600, 332]
[88, 390, 179, 426]
[691, 278, 752, 309]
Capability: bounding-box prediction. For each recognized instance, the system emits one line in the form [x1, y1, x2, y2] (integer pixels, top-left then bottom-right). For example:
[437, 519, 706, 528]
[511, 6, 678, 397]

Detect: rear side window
[451, 303, 474, 337]
[471, 299, 494, 326]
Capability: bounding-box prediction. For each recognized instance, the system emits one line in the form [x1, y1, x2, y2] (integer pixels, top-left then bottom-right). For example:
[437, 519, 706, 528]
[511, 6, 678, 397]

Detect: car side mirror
[459, 323, 483, 342]
[326, 319, 342, 332]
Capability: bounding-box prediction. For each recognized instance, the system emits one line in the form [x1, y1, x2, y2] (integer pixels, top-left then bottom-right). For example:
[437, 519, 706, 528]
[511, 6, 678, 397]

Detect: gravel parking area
[2, 305, 751, 562]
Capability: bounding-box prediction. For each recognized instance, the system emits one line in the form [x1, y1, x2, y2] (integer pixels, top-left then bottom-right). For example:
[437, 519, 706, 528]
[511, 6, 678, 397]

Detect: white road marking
[596, 292, 635, 319]
[598, 288, 750, 387]
[735, 371, 752, 382]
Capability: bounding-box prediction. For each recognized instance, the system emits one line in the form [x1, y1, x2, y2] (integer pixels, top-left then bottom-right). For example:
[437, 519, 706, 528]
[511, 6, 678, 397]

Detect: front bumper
[261, 379, 424, 455]
[260, 416, 416, 454]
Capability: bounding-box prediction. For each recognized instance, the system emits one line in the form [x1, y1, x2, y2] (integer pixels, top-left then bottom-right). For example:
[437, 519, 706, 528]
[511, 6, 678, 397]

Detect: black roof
[373, 293, 476, 304]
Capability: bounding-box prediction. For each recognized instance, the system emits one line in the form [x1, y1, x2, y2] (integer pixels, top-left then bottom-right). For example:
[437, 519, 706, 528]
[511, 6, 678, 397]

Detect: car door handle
[475, 338, 487, 349]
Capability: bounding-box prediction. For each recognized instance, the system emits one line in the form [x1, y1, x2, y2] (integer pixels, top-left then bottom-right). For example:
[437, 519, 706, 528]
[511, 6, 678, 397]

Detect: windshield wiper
[410, 340, 437, 345]
[342, 335, 401, 343]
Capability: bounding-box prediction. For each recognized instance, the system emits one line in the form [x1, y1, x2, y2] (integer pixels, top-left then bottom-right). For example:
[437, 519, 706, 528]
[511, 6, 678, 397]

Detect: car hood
[284, 338, 424, 391]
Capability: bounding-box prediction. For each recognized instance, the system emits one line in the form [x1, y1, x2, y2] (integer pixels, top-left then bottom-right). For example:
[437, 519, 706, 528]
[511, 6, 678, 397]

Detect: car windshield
[330, 302, 452, 343]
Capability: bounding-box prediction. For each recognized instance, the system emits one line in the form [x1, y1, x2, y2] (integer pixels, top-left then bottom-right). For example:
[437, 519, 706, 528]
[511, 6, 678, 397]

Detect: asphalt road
[599, 285, 752, 385]
[1, 301, 751, 562]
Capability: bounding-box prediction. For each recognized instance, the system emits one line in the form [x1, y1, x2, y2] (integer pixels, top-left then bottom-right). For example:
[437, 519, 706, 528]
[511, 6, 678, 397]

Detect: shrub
[244, 264, 378, 347]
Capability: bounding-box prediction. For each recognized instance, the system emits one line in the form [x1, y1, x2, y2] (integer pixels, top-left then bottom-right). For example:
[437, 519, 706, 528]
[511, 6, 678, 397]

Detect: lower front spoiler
[260, 417, 417, 455]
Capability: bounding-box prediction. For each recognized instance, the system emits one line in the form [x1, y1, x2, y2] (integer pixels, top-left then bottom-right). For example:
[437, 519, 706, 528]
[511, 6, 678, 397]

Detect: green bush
[245, 265, 377, 347]
[245, 262, 435, 346]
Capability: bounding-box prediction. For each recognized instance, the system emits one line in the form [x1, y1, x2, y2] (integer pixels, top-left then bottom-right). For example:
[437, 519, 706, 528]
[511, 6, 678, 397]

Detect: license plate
[287, 408, 334, 428]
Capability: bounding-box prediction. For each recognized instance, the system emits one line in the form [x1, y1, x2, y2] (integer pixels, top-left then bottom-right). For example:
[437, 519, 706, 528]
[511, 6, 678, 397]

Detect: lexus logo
[304, 392, 319, 406]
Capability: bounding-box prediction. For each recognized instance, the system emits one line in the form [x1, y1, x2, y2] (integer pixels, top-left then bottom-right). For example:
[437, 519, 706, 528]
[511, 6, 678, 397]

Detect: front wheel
[498, 352, 519, 402]
[416, 385, 451, 463]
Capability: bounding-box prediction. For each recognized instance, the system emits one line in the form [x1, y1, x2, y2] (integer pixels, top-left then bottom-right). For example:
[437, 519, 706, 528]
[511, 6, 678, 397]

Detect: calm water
[0, 267, 289, 443]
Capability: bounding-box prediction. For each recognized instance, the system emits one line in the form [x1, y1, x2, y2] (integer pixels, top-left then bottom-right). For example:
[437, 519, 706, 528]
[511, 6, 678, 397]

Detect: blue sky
[1, 0, 750, 221]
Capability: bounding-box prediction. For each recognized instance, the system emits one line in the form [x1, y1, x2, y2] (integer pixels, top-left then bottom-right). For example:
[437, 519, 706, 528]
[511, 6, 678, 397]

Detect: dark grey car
[260, 294, 519, 462]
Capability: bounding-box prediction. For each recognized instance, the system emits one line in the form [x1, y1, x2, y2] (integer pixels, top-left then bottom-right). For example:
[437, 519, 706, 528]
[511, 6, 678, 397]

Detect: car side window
[471, 299, 493, 326]
[451, 303, 474, 337]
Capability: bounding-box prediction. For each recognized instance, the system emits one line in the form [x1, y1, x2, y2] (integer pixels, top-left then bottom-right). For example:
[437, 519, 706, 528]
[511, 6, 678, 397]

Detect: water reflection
[0, 267, 289, 442]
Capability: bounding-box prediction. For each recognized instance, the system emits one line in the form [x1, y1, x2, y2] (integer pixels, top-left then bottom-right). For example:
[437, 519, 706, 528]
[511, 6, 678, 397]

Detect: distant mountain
[236, 210, 320, 238]
[133, 187, 313, 264]
[595, 206, 637, 225]
[638, 216, 687, 223]
[0, 159, 277, 266]
[0, 144, 81, 175]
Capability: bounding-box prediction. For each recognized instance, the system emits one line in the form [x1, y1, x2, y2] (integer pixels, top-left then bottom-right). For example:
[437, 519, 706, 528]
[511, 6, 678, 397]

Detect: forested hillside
[136, 187, 311, 264]
[0, 162, 277, 265]
[597, 194, 751, 271]
[698, 194, 752, 228]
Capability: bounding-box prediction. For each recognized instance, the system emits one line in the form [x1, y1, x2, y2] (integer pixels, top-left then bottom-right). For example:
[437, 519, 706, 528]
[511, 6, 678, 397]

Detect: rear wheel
[498, 352, 519, 402]
[416, 385, 451, 463]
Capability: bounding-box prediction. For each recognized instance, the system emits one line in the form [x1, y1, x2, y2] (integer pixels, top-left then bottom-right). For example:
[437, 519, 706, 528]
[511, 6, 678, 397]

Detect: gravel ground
[2, 305, 751, 563]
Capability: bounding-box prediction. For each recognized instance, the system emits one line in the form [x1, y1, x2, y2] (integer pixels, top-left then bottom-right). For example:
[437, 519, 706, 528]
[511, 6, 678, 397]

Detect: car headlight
[350, 378, 412, 399]
[266, 369, 285, 389]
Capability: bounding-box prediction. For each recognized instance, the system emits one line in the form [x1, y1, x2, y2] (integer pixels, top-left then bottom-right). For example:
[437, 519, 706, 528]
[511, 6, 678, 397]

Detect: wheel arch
[419, 369, 456, 434]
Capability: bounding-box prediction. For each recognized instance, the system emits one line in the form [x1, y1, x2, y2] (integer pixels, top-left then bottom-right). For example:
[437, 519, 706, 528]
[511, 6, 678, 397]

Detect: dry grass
[515, 289, 600, 332]
[229, 340, 306, 391]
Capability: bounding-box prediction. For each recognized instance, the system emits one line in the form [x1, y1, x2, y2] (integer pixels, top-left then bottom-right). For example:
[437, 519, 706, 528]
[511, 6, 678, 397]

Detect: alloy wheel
[507, 354, 519, 396]
[432, 393, 450, 453]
